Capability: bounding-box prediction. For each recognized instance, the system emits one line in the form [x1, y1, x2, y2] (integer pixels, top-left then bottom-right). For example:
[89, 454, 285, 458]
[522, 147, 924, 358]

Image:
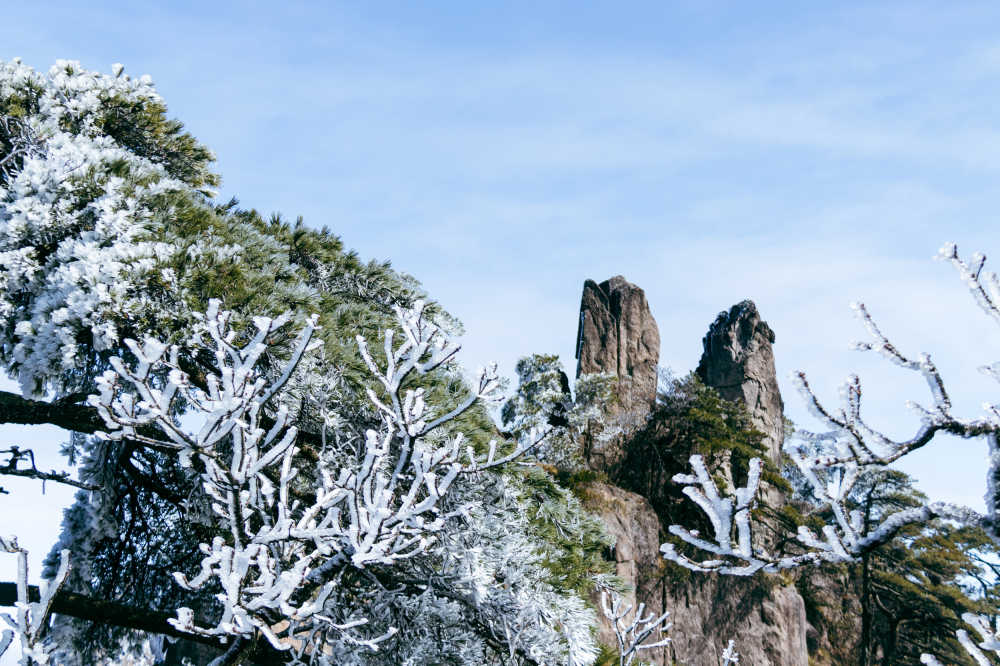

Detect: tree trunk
[859, 552, 873, 666]
[879, 617, 899, 666]
[0, 582, 271, 664]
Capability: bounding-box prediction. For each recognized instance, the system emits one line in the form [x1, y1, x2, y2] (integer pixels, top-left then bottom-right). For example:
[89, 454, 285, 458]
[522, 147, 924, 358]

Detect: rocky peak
[575, 275, 660, 413]
[576, 289, 808, 666]
[696, 300, 784, 464]
[575, 276, 660, 471]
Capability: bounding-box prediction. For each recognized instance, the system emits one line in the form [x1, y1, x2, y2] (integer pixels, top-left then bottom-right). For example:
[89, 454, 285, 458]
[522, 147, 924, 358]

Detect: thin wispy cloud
[2, 0, 1000, 575]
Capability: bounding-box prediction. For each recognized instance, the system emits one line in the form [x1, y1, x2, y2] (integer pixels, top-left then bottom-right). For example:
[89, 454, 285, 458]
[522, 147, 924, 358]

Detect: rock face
[576, 276, 660, 413]
[576, 288, 811, 666]
[582, 481, 808, 666]
[696, 300, 785, 464]
[580, 482, 670, 665]
[797, 566, 862, 665]
[678, 300, 811, 665]
[667, 576, 809, 666]
[575, 276, 660, 470]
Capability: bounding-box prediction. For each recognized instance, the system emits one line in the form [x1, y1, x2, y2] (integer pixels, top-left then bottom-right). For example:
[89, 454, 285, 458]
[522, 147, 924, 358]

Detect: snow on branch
[661, 455, 819, 574]
[598, 584, 671, 666]
[921, 612, 1000, 665]
[355, 300, 544, 473]
[0, 116, 42, 182]
[661, 452, 977, 574]
[0, 537, 70, 665]
[663, 243, 1000, 577]
[788, 245, 1000, 542]
[720, 640, 740, 665]
[791, 303, 996, 470]
[939, 241, 1000, 329]
[91, 299, 539, 658]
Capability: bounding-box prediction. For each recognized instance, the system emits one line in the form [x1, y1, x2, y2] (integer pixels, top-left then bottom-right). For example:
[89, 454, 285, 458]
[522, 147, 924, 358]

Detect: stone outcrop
[581, 481, 808, 666]
[680, 300, 811, 665]
[797, 566, 861, 665]
[575, 285, 812, 665]
[696, 300, 785, 464]
[666, 576, 808, 666]
[575, 276, 660, 415]
[575, 276, 660, 470]
[580, 482, 669, 664]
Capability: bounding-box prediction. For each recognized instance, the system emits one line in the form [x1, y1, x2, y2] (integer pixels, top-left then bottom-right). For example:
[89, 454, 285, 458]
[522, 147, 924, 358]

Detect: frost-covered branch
[92, 298, 541, 659]
[0, 115, 42, 181]
[355, 300, 543, 474]
[0, 58, 609, 665]
[791, 306, 996, 468]
[93, 300, 331, 650]
[661, 454, 819, 574]
[0, 537, 70, 665]
[785, 244, 1000, 545]
[720, 639, 740, 665]
[789, 243, 1000, 541]
[786, 442, 978, 561]
[598, 585, 671, 666]
[665, 243, 1000, 575]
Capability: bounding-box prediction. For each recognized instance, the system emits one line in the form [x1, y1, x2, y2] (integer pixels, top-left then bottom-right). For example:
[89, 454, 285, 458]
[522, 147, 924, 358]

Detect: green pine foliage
[856, 470, 998, 665]
[796, 469, 1000, 666]
[514, 464, 617, 597]
[616, 372, 786, 531]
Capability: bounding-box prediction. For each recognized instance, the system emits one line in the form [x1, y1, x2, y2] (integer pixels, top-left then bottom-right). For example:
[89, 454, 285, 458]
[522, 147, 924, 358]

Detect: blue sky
[4, 1, 1000, 591]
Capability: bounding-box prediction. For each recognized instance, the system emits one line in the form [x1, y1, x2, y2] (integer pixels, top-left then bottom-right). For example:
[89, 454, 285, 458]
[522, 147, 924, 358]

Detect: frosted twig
[0, 537, 71, 665]
[662, 455, 818, 574]
[787, 244, 1000, 543]
[94, 299, 539, 658]
[664, 243, 1000, 578]
[720, 639, 740, 664]
[598, 585, 671, 666]
[0, 447, 98, 493]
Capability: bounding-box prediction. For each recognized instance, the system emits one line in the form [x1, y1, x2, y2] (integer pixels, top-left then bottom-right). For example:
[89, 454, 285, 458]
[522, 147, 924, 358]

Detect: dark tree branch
[0, 390, 105, 434]
[0, 446, 99, 493]
[0, 389, 321, 463]
[121, 457, 184, 506]
[0, 582, 280, 664]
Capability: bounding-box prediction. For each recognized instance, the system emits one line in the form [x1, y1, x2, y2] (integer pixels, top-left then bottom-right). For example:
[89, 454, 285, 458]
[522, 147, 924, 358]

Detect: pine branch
[0, 582, 278, 664]
[0, 390, 105, 434]
[0, 388, 322, 463]
[0, 446, 98, 493]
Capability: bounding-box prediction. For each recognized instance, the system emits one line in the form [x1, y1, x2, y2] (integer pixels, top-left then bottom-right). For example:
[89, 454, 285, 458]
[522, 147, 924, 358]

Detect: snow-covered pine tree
[0, 59, 613, 665]
[500, 353, 627, 473]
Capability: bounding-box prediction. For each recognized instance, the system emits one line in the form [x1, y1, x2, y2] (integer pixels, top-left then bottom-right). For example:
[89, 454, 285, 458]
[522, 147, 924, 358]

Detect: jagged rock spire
[575, 276, 661, 471]
[575, 275, 661, 411]
[696, 299, 784, 464]
[580, 294, 808, 666]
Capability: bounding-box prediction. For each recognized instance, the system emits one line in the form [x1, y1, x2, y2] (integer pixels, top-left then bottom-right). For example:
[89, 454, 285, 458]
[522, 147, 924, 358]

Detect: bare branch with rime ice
[663, 243, 1000, 664]
[0, 447, 98, 494]
[598, 584, 672, 666]
[0, 537, 71, 665]
[92, 299, 546, 659]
